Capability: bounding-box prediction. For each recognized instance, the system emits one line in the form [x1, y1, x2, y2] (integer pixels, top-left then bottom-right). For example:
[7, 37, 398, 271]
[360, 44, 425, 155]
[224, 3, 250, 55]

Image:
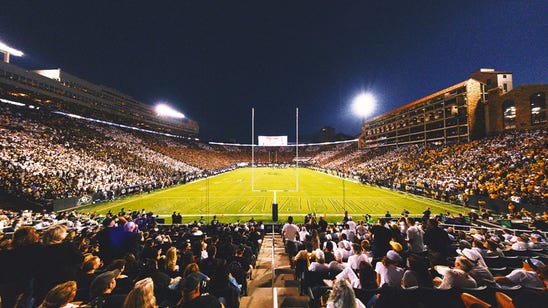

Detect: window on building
[530, 92, 546, 125]
[502, 100, 516, 130]
[503, 84, 508, 92]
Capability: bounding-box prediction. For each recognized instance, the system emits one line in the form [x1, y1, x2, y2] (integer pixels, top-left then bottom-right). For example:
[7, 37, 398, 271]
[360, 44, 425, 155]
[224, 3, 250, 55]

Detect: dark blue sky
[1, 1, 546, 142]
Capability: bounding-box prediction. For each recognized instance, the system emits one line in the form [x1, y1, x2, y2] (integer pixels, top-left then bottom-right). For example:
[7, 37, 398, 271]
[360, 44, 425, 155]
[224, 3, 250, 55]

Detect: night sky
[1, 1, 546, 143]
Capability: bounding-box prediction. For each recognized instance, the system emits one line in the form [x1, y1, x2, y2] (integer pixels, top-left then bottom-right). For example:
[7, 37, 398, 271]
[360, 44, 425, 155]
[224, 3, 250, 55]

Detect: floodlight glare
[155, 103, 185, 119]
[0, 41, 24, 57]
[352, 92, 376, 118]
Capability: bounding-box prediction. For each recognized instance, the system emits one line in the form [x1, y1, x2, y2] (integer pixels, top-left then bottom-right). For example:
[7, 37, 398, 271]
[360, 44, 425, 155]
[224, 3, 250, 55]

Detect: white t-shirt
[347, 253, 371, 270]
[507, 269, 544, 289]
[282, 223, 299, 241]
[375, 262, 404, 287]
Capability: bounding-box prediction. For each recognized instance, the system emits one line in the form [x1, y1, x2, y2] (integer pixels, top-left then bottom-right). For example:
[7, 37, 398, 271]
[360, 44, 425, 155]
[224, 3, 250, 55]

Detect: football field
[79, 168, 466, 223]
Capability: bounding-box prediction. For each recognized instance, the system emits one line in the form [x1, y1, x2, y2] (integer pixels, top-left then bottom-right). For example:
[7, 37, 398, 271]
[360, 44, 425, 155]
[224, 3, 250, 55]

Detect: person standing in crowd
[406, 217, 425, 254]
[422, 207, 431, 223]
[423, 219, 451, 266]
[369, 218, 392, 259]
[282, 216, 300, 264]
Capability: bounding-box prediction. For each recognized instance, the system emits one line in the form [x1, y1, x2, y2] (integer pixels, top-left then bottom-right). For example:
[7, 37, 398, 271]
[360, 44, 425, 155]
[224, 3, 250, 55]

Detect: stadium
[0, 5, 547, 308]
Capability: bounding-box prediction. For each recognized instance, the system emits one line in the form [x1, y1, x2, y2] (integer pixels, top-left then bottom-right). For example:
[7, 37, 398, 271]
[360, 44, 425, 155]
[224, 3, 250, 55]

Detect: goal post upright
[251, 107, 299, 222]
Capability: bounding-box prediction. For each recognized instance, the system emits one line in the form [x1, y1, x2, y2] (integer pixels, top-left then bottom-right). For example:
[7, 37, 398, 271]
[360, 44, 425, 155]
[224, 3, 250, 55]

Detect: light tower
[0, 41, 24, 63]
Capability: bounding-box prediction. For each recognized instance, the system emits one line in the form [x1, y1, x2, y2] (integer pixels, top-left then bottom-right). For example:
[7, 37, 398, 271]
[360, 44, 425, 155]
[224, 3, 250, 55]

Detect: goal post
[251, 107, 299, 221]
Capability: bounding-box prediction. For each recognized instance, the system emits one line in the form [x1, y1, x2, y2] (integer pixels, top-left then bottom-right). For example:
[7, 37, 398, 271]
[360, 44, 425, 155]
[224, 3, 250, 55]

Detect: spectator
[176, 272, 222, 308]
[433, 256, 477, 289]
[122, 277, 158, 308]
[402, 253, 433, 288]
[495, 258, 545, 289]
[375, 250, 404, 287]
[37, 280, 78, 308]
[405, 218, 425, 254]
[325, 278, 366, 308]
[89, 269, 126, 308]
[369, 219, 392, 259]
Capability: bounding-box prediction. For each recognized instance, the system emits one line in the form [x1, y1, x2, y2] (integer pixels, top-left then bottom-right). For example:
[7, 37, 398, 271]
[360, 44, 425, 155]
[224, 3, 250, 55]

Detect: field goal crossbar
[251, 108, 299, 220]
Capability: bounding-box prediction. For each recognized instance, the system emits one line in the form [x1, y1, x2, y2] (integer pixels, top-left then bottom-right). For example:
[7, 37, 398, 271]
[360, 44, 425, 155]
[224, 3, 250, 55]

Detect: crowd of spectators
[0, 208, 263, 307]
[304, 129, 547, 208]
[0, 103, 202, 202]
[283, 212, 548, 307]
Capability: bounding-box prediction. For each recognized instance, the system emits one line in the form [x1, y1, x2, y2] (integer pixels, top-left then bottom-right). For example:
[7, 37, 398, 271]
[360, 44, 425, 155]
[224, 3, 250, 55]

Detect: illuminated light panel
[0, 41, 24, 57]
[155, 103, 185, 119]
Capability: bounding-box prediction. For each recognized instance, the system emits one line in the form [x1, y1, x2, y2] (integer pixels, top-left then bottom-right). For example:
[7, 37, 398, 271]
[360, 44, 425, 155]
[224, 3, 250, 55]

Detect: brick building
[358, 68, 547, 149]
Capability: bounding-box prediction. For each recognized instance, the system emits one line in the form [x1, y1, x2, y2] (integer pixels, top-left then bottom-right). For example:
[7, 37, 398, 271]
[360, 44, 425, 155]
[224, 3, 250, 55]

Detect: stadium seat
[461, 292, 491, 308]
[495, 291, 515, 308]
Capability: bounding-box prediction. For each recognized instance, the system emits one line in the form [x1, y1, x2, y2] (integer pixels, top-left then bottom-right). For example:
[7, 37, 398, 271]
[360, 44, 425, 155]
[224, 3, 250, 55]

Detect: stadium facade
[0, 60, 199, 137]
[358, 68, 547, 148]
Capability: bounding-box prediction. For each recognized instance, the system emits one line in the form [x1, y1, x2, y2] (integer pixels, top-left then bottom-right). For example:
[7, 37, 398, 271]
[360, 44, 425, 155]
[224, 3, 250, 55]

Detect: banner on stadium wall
[258, 136, 288, 146]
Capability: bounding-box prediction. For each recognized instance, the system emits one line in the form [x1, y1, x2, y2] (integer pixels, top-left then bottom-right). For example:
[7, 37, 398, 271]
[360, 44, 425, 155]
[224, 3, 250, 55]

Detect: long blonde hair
[165, 246, 178, 272]
[38, 280, 77, 308]
[42, 225, 67, 245]
[327, 279, 357, 308]
[122, 277, 157, 308]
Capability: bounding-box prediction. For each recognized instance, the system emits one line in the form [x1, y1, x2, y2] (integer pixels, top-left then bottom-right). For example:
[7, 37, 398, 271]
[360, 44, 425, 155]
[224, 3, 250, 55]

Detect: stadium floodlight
[0, 41, 24, 57]
[352, 92, 376, 118]
[155, 103, 185, 119]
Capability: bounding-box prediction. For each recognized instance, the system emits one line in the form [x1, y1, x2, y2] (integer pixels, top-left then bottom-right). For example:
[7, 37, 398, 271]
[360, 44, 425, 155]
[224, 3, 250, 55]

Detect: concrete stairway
[240, 233, 309, 308]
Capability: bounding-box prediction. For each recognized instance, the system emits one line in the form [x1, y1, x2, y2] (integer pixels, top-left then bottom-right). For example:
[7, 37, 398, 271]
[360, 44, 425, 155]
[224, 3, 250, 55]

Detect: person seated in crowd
[506, 234, 528, 251]
[308, 249, 329, 272]
[494, 258, 545, 289]
[208, 264, 241, 308]
[176, 272, 222, 308]
[75, 255, 103, 302]
[375, 250, 404, 287]
[458, 248, 496, 287]
[485, 238, 504, 257]
[88, 269, 127, 308]
[35, 225, 84, 305]
[529, 233, 547, 250]
[328, 249, 346, 272]
[347, 243, 370, 270]
[325, 278, 366, 308]
[402, 253, 433, 288]
[433, 256, 477, 289]
[37, 280, 78, 308]
[337, 233, 353, 260]
[322, 241, 336, 264]
[336, 260, 377, 290]
[199, 245, 223, 279]
[122, 277, 157, 308]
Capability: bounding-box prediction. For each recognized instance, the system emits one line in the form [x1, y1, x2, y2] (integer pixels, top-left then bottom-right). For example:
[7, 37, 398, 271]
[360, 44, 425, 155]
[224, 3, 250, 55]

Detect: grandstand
[1, 44, 547, 307]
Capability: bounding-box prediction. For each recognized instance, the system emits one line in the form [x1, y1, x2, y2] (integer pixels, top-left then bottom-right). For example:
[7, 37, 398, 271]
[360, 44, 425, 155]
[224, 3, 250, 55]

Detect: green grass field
[79, 168, 467, 223]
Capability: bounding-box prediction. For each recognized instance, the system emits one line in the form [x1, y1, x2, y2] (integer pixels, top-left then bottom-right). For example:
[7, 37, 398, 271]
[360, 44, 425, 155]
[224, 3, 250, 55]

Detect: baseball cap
[458, 248, 480, 262]
[387, 250, 402, 262]
[526, 258, 545, 270]
[390, 241, 403, 252]
[90, 269, 120, 296]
